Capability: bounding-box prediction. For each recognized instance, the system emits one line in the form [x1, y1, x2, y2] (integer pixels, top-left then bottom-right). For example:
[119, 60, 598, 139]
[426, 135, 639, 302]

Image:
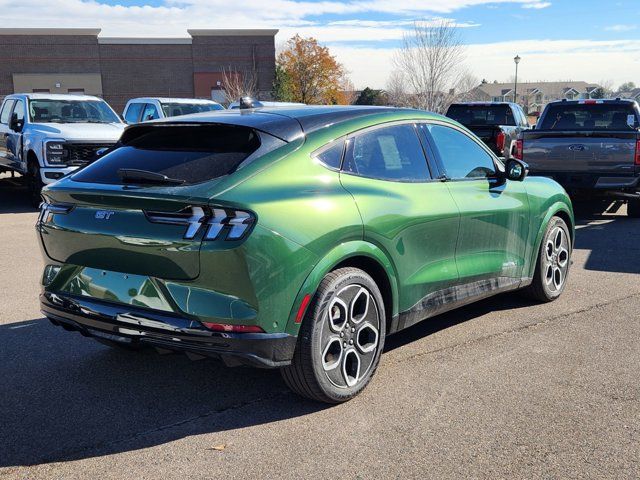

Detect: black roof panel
[140, 106, 409, 142]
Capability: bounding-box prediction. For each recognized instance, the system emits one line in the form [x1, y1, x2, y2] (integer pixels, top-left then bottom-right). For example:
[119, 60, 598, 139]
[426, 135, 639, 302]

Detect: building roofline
[98, 37, 192, 45]
[187, 29, 279, 37]
[0, 28, 101, 36]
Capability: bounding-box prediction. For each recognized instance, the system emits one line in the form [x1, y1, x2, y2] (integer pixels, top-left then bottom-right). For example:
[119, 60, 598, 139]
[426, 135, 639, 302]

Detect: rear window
[446, 105, 516, 126]
[72, 124, 284, 185]
[539, 103, 639, 130]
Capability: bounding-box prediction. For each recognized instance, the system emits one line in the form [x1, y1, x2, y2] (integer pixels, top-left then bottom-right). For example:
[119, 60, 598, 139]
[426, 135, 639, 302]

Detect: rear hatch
[38, 122, 288, 280]
[524, 101, 639, 175]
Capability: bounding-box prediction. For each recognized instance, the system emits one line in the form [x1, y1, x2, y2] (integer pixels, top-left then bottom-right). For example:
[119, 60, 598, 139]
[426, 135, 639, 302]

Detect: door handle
[568, 144, 585, 151]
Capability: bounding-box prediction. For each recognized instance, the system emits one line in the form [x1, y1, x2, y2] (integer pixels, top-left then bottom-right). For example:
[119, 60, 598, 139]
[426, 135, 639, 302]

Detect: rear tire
[27, 160, 43, 207]
[627, 198, 640, 218]
[523, 216, 571, 302]
[281, 267, 386, 403]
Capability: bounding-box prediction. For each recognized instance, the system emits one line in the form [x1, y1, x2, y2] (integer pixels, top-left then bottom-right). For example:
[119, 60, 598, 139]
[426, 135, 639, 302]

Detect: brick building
[0, 28, 277, 111]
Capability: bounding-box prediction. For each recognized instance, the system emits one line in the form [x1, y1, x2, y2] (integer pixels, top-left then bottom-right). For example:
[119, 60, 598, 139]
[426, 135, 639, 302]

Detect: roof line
[0, 28, 101, 35]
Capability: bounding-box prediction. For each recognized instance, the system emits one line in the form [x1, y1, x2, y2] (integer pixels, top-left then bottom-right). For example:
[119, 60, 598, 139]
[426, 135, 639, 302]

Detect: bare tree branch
[393, 20, 467, 113]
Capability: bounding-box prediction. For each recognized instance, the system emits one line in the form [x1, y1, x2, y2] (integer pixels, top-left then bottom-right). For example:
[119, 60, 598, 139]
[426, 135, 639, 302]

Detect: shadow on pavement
[573, 203, 640, 275]
[0, 318, 327, 467]
[0, 173, 37, 214]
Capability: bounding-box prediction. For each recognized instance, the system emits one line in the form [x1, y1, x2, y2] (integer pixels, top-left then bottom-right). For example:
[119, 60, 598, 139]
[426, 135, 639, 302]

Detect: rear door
[338, 122, 460, 327]
[423, 122, 530, 285]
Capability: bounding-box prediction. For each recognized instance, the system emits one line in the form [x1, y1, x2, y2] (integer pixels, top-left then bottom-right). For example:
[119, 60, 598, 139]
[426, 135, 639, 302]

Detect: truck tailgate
[523, 131, 638, 175]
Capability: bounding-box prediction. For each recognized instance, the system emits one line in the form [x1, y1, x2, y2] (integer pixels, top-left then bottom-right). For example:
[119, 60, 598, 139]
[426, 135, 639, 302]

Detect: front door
[0, 99, 15, 170]
[6, 99, 25, 172]
[423, 122, 530, 286]
[338, 122, 461, 330]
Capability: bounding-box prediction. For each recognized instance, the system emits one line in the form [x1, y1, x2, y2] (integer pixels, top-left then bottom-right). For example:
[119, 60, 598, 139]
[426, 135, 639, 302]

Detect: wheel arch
[526, 202, 574, 279]
[284, 241, 399, 336]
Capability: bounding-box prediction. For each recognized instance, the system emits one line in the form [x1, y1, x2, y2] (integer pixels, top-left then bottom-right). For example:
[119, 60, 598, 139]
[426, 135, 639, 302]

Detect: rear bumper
[530, 171, 640, 194]
[40, 291, 297, 368]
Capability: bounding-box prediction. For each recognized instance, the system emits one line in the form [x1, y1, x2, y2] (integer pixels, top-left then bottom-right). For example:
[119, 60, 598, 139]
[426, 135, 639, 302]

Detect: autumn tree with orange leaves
[276, 35, 351, 105]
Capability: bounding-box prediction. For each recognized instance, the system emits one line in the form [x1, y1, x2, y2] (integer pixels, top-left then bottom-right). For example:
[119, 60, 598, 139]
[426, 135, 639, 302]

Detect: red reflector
[635, 139, 640, 166]
[496, 131, 506, 152]
[202, 322, 264, 333]
[514, 139, 524, 160]
[295, 294, 312, 324]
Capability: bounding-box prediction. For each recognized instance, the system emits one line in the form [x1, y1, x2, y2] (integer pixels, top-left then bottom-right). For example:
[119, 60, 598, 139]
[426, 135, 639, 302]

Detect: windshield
[539, 103, 639, 131]
[160, 102, 224, 118]
[29, 99, 120, 124]
[447, 105, 516, 126]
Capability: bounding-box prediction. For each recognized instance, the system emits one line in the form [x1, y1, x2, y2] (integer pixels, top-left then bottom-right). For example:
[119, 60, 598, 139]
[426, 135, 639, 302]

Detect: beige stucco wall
[12, 73, 103, 95]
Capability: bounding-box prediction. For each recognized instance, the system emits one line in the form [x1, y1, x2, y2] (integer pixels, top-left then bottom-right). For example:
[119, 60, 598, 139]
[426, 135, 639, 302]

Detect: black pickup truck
[445, 102, 530, 158]
[515, 99, 640, 217]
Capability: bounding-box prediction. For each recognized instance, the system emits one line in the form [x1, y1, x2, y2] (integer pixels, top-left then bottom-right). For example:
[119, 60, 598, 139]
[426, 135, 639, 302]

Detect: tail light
[144, 205, 255, 241]
[514, 139, 524, 160]
[635, 139, 640, 166]
[201, 322, 264, 333]
[496, 131, 506, 152]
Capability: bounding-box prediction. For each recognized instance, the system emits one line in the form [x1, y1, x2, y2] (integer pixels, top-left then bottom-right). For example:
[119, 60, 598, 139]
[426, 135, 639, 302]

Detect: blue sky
[4, 0, 640, 88]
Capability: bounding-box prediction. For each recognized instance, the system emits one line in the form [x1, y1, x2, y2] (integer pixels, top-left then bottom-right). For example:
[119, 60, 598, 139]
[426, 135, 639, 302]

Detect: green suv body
[38, 106, 574, 402]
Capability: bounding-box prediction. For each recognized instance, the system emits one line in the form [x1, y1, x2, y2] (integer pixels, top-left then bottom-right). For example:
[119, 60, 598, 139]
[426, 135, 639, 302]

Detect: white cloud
[605, 24, 637, 32]
[0, 0, 549, 36]
[522, 2, 551, 9]
[333, 39, 640, 89]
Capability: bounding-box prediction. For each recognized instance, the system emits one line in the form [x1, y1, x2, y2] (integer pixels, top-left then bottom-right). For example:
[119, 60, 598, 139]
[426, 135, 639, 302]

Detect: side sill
[393, 276, 528, 333]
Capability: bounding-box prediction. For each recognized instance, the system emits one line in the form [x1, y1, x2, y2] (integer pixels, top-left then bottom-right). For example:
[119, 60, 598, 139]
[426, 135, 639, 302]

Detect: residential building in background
[469, 81, 602, 114]
[0, 28, 277, 111]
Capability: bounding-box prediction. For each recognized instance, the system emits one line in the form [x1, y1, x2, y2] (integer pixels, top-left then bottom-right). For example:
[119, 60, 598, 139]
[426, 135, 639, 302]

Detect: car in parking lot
[0, 93, 125, 204]
[122, 97, 224, 123]
[37, 106, 573, 403]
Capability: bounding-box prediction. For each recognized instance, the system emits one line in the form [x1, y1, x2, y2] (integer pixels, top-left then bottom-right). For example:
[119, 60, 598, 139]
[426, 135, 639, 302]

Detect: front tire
[281, 267, 386, 403]
[523, 216, 572, 302]
[27, 161, 43, 207]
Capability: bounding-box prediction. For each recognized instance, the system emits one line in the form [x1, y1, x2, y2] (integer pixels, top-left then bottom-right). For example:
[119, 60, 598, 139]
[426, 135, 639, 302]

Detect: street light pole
[514, 55, 521, 104]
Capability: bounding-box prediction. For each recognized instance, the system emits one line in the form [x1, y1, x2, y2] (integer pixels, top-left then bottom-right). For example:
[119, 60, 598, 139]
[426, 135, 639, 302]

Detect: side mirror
[505, 158, 528, 182]
[10, 115, 24, 133]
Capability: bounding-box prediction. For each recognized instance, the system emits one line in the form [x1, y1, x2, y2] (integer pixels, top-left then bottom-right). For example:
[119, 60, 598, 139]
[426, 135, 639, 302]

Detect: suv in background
[446, 102, 530, 159]
[0, 93, 125, 205]
[123, 97, 224, 123]
[516, 99, 640, 217]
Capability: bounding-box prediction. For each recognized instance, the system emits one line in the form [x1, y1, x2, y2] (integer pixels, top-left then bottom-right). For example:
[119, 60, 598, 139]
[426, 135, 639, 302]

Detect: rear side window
[313, 140, 344, 169]
[124, 103, 144, 123]
[0, 100, 15, 124]
[343, 124, 430, 182]
[540, 103, 639, 130]
[72, 125, 284, 185]
[446, 104, 516, 126]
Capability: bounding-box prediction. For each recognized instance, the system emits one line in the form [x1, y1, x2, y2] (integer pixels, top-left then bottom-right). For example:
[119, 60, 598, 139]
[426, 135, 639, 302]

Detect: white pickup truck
[0, 93, 125, 205]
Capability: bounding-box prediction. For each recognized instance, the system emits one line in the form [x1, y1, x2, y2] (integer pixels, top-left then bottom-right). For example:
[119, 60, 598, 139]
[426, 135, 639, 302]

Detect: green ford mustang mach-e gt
[37, 106, 573, 403]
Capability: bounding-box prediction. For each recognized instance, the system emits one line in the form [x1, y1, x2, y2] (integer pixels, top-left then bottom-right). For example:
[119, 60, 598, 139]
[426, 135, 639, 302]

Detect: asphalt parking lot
[0, 173, 638, 479]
